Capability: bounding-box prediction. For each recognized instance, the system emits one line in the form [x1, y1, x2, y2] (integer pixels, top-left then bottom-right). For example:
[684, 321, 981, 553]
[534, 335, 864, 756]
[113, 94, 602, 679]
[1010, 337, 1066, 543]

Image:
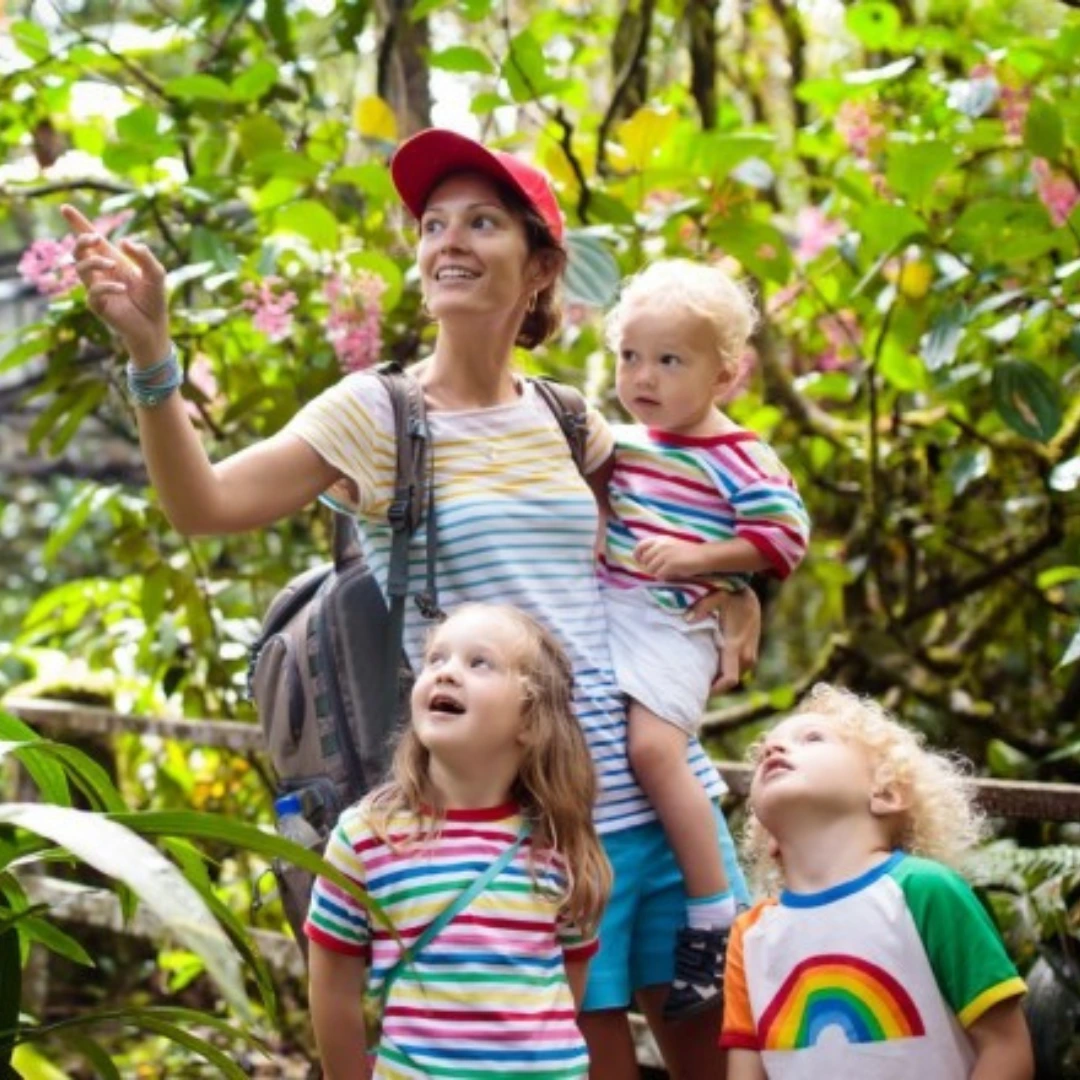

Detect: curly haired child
[722, 683, 1033, 1080]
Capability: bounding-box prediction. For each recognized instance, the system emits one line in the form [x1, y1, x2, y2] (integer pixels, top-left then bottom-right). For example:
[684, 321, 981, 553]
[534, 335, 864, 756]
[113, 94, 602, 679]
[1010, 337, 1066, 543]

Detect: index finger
[61, 204, 95, 234]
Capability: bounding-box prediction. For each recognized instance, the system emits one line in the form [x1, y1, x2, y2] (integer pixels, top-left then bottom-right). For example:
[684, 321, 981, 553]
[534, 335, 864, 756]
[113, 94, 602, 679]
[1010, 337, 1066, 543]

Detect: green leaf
[274, 200, 340, 250]
[105, 810, 394, 935]
[564, 233, 620, 308]
[986, 739, 1033, 779]
[922, 302, 966, 371]
[429, 46, 494, 74]
[709, 220, 792, 284]
[845, 2, 901, 49]
[1025, 98, 1064, 161]
[877, 336, 927, 392]
[843, 56, 917, 85]
[0, 804, 251, 1020]
[231, 60, 278, 103]
[264, 0, 295, 61]
[1060, 626, 1080, 668]
[166, 75, 235, 103]
[0, 335, 49, 376]
[61, 1035, 121, 1080]
[503, 31, 551, 103]
[1037, 567, 1080, 590]
[10, 21, 49, 62]
[19, 916, 94, 967]
[0, 715, 69, 808]
[886, 140, 955, 205]
[853, 204, 926, 257]
[238, 115, 286, 160]
[991, 360, 1062, 443]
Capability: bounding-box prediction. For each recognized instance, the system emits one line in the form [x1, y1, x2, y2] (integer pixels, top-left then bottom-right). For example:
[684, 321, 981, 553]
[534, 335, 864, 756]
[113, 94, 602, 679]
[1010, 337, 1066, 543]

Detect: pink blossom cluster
[794, 206, 845, 264]
[835, 100, 885, 162]
[815, 311, 862, 372]
[184, 354, 222, 423]
[18, 210, 134, 298]
[242, 277, 298, 342]
[324, 270, 386, 373]
[1033, 159, 1080, 228]
[999, 84, 1031, 141]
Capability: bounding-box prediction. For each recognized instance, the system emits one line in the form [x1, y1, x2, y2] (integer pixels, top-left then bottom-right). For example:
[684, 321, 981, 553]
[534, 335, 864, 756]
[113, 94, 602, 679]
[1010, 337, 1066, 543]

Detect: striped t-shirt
[283, 373, 726, 832]
[305, 802, 598, 1078]
[599, 424, 810, 611]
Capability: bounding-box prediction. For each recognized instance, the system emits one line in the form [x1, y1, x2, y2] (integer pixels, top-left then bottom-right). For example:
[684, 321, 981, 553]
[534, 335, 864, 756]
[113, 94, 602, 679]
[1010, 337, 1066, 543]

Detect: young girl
[722, 684, 1033, 1079]
[600, 259, 809, 1019]
[304, 602, 612, 1079]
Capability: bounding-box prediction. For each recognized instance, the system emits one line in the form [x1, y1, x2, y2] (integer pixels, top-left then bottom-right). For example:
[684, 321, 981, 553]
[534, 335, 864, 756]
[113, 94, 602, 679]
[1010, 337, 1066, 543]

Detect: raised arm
[62, 205, 339, 536]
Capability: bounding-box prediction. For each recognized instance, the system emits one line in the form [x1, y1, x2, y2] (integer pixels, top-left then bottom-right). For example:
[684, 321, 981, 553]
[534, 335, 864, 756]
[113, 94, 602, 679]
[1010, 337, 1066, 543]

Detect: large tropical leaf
[0, 804, 251, 1020]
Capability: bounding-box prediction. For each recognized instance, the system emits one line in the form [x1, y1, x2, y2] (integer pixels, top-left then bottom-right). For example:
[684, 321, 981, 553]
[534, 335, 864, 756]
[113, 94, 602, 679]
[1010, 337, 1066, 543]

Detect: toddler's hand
[633, 536, 703, 580]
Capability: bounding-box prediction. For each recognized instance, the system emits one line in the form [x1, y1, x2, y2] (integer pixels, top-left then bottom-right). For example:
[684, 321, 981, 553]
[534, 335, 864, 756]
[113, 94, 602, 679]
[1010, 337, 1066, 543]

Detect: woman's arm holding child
[308, 942, 370, 1080]
[968, 998, 1034, 1080]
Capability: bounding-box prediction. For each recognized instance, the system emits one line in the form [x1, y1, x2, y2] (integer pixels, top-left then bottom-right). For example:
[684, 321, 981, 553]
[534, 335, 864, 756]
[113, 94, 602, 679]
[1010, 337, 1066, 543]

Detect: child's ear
[869, 780, 911, 817]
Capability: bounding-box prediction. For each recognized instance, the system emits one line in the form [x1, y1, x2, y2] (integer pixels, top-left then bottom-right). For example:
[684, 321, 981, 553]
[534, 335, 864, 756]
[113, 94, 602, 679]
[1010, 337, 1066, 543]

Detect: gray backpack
[248, 362, 588, 945]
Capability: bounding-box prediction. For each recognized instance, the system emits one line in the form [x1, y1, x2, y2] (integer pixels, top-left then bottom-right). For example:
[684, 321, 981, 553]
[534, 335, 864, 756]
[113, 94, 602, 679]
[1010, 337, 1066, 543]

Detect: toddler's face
[750, 712, 878, 831]
[614, 301, 732, 434]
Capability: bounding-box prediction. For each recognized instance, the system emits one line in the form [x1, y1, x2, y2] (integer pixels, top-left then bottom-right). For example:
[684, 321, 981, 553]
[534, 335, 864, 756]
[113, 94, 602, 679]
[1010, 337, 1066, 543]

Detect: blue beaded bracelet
[127, 343, 182, 408]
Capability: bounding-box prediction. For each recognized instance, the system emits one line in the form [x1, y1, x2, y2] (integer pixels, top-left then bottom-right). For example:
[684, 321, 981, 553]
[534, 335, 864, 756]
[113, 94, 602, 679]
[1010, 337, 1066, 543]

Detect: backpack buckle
[414, 592, 444, 621]
[387, 498, 409, 531]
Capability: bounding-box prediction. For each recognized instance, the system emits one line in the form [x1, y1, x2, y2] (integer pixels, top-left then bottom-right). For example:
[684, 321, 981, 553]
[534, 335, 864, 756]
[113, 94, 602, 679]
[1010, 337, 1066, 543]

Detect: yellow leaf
[541, 143, 578, 191]
[897, 261, 933, 300]
[615, 106, 677, 171]
[354, 96, 397, 141]
[12, 1045, 70, 1080]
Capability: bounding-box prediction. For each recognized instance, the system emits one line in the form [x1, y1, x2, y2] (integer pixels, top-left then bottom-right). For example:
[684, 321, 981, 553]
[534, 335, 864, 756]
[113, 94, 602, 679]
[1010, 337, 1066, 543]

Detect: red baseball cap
[390, 128, 565, 243]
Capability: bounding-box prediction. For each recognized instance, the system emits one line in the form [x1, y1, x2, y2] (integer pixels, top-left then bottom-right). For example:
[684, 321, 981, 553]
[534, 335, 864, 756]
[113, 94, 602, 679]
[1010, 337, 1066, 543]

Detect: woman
[63, 128, 757, 1078]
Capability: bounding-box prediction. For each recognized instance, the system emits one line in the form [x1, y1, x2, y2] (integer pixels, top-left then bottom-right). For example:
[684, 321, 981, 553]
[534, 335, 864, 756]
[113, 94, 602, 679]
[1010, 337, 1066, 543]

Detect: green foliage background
[1, 0, 1079, 1071]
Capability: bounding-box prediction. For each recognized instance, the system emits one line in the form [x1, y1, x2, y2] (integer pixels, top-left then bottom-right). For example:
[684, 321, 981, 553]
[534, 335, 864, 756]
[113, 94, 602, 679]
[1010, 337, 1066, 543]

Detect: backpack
[248, 361, 588, 948]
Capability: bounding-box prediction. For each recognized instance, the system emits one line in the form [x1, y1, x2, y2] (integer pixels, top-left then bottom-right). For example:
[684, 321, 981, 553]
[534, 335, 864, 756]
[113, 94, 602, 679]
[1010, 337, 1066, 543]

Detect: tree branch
[596, 0, 655, 175]
[3, 179, 134, 198]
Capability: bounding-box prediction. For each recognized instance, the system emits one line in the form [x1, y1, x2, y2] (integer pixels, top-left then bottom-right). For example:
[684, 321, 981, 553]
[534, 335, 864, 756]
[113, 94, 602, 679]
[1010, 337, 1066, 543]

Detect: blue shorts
[582, 802, 750, 1012]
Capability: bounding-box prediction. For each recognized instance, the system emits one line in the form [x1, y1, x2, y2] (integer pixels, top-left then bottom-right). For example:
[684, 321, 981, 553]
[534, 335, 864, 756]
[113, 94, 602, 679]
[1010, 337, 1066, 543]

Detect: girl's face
[411, 608, 531, 764]
[417, 173, 545, 325]
[749, 712, 878, 831]
[614, 300, 733, 433]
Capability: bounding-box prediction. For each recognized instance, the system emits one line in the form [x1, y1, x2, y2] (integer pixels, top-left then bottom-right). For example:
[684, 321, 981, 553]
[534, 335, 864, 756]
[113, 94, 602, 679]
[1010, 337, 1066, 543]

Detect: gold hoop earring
[527, 292, 538, 314]
[420, 295, 432, 318]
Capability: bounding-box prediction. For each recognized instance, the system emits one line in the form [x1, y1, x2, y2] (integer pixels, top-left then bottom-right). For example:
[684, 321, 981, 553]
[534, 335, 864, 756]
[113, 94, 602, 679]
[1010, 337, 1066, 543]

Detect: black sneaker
[662, 925, 730, 1022]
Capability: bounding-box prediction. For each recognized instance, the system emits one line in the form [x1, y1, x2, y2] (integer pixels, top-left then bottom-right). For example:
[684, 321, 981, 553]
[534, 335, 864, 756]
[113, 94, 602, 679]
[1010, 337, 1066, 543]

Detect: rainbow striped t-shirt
[283, 373, 727, 832]
[599, 424, 810, 611]
[305, 801, 598, 1078]
[721, 852, 1026, 1078]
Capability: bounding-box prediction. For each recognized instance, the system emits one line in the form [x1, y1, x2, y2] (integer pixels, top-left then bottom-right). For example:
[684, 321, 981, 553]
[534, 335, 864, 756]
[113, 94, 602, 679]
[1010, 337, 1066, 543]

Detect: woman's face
[417, 173, 543, 325]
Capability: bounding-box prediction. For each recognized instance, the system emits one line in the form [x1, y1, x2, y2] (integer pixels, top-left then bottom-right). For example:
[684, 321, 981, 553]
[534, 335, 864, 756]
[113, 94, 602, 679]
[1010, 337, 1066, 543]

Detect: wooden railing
[8, 694, 1080, 1074]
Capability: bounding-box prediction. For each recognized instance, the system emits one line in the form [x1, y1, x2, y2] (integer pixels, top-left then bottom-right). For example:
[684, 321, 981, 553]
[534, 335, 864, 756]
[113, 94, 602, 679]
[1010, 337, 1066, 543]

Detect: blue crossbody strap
[374, 819, 533, 1010]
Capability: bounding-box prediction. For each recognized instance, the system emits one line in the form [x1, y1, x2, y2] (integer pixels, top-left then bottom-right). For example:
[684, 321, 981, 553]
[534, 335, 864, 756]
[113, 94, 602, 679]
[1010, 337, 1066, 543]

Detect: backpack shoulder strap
[530, 377, 588, 478]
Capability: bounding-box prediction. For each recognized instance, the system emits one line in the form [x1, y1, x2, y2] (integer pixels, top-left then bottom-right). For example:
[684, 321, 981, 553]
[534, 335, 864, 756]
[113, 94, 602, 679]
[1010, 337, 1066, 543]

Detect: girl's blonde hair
[604, 258, 759, 380]
[745, 683, 986, 893]
[364, 603, 612, 935]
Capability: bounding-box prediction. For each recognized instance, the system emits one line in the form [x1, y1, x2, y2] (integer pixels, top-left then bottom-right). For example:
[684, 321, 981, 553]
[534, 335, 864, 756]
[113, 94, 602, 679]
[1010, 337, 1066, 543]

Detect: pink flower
[1033, 159, 1079, 228]
[18, 236, 78, 297]
[243, 277, 298, 342]
[183, 354, 223, 423]
[794, 206, 844, 264]
[18, 210, 134, 298]
[835, 100, 885, 161]
[1000, 84, 1030, 141]
[814, 311, 861, 371]
[324, 270, 386, 373]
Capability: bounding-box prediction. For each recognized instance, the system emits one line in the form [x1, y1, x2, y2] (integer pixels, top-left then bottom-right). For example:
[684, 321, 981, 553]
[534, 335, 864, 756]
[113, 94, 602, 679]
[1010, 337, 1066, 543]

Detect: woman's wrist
[125, 333, 173, 370]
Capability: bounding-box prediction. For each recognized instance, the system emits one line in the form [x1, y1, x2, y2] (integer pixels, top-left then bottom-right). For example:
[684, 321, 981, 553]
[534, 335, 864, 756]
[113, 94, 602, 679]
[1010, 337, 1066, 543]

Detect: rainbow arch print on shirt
[757, 953, 926, 1051]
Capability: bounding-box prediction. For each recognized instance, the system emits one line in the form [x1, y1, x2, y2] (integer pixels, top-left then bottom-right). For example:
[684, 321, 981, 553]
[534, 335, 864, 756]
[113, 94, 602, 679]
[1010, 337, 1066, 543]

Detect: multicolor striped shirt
[305, 802, 598, 1078]
[599, 424, 810, 611]
[283, 373, 726, 832]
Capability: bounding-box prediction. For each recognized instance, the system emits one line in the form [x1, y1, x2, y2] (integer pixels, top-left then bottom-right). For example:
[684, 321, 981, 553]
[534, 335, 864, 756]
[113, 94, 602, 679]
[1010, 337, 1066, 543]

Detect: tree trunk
[687, 0, 719, 130]
[375, 0, 432, 137]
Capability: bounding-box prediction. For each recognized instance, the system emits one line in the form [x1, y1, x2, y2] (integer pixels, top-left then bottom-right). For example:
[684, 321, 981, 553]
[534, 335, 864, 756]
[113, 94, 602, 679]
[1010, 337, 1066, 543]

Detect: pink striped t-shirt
[599, 424, 810, 611]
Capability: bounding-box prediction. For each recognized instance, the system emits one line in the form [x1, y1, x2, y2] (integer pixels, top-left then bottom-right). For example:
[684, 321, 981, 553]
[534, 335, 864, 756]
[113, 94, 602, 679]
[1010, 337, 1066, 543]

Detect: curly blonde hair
[744, 683, 986, 894]
[604, 258, 759, 381]
[364, 603, 612, 936]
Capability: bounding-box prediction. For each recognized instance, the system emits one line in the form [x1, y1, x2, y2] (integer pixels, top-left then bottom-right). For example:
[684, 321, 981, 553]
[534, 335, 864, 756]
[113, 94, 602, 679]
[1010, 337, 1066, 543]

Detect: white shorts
[603, 586, 720, 735]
